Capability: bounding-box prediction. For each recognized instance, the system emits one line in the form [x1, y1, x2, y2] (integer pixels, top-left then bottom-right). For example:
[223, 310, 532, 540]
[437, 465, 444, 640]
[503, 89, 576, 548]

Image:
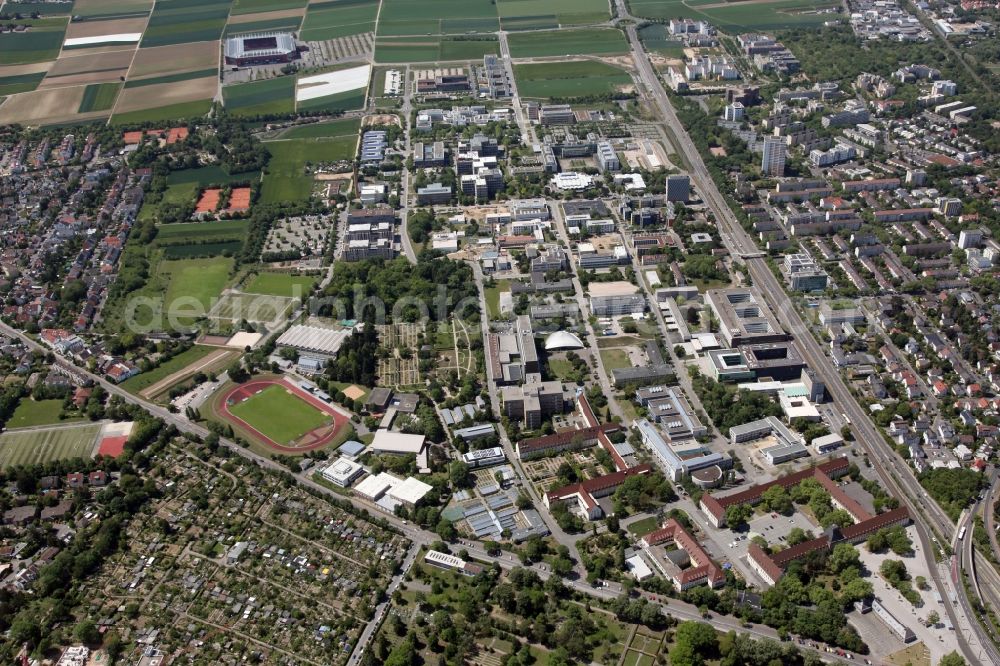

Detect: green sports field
[244, 272, 317, 297]
[506, 28, 627, 58]
[514, 60, 633, 99]
[229, 384, 332, 445]
[0, 424, 102, 469]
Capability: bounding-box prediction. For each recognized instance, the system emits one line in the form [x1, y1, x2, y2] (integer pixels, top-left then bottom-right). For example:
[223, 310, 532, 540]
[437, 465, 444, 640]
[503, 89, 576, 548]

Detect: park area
[514, 61, 633, 99]
[0, 423, 102, 469]
[215, 378, 351, 452]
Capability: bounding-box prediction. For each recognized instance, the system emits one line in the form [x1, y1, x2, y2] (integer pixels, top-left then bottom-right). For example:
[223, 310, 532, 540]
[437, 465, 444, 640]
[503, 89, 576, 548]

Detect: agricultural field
[300, 0, 379, 41]
[140, 0, 230, 48]
[41, 48, 135, 88]
[222, 14, 304, 37]
[260, 126, 359, 203]
[506, 27, 628, 58]
[627, 0, 840, 30]
[0, 423, 102, 469]
[77, 82, 121, 112]
[230, 0, 308, 15]
[127, 40, 220, 81]
[0, 85, 107, 125]
[229, 384, 332, 445]
[71, 0, 154, 19]
[112, 75, 217, 122]
[498, 0, 610, 29]
[377, 0, 500, 36]
[0, 1, 76, 17]
[294, 64, 369, 112]
[223, 75, 296, 116]
[244, 271, 318, 297]
[62, 15, 148, 48]
[7, 398, 77, 429]
[374, 37, 499, 63]
[514, 60, 633, 99]
[0, 71, 45, 96]
[0, 16, 68, 65]
[637, 23, 686, 57]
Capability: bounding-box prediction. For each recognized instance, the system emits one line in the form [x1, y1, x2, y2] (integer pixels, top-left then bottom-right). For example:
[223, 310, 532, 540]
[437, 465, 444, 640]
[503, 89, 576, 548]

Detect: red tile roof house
[543, 464, 652, 521]
[641, 519, 726, 590]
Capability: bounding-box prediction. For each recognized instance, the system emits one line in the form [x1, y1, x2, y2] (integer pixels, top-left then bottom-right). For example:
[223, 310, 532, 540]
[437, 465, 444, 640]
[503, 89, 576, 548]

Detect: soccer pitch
[229, 384, 332, 445]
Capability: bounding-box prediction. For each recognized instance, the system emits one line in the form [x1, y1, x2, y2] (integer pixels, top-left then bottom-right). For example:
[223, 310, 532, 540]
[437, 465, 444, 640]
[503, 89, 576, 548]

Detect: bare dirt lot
[64, 16, 149, 40]
[114, 76, 218, 113]
[46, 48, 136, 77]
[127, 41, 220, 79]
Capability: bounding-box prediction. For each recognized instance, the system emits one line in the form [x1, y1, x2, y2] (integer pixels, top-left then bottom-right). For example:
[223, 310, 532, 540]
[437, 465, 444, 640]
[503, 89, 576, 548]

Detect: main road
[614, 1, 995, 662]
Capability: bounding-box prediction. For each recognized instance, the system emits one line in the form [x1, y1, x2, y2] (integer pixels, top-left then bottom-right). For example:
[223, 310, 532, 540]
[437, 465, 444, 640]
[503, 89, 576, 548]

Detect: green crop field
[260, 135, 357, 202]
[300, 0, 378, 41]
[507, 28, 627, 58]
[140, 0, 230, 48]
[7, 398, 77, 428]
[223, 76, 295, 116]
[0, 424, 102, 469]
[230, 0, 307, 15]
[229, 384, 332, 445]
[375, 37, 499, 63]
[377, 0, 500, 35]
[627, 0, 839, 29]
[0, 17, 68, 64]
[514, 60, 633, 99]
[77, 82, 121, 113]
[295, 86, 365, 113]
[158, 255, 234, 317]
[162, 240, 243, 258]
[244, 272, 317, 297]
[165, 166, 259, 187]
[157, 219, 251, 243]
[111, 99, 212, 124]
[0, 71, 45, 96]
[498, 0, 609, 27]
[124, 69, 219, 89]
[276, 117, 360, 139]
[223, 16, 304, 37]
[638, 24, 686, 56]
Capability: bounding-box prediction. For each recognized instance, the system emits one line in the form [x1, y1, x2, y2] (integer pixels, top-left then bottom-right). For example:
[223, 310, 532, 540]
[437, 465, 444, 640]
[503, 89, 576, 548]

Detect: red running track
[218, 378, 350, 453]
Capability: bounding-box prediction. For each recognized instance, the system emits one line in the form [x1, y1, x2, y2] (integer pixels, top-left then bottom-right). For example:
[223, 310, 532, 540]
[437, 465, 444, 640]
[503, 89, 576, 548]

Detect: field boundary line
[107, 0, 157, 121]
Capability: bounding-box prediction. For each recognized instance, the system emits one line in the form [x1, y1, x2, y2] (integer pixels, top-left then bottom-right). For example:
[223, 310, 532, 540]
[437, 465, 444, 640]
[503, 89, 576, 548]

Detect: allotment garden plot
[377, 322, 424, 388]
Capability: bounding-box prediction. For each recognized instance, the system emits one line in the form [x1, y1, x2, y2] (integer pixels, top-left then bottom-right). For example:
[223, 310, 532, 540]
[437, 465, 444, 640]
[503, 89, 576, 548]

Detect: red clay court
[195, 188, 221, 213]
[97, 435, 127, 458]
[216, 378, 350, 454]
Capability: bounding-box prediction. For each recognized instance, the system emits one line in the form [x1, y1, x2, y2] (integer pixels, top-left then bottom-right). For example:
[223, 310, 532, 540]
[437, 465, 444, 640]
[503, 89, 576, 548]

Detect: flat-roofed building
[706, 287, 788, 348]
[276, 325, 351, 359]
[544, 464, 652, 520]
[635, 418, 731, 481]
[461, 446, 505, 468]
[321, 459, 365, 487]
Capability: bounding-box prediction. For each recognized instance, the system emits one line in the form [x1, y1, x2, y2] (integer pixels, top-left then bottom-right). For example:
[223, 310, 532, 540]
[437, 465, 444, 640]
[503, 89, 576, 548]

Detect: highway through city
[614, 1, 998, 662]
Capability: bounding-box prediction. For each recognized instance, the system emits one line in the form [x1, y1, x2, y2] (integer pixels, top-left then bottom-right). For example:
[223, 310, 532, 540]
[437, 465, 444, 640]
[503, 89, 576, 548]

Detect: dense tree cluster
[918, 467, 986, 521]
[689, 370, 782, 436]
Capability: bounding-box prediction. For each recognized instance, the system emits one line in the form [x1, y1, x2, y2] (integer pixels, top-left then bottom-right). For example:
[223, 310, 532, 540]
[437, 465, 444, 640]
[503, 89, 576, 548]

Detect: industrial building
[276, 325, 352, 359]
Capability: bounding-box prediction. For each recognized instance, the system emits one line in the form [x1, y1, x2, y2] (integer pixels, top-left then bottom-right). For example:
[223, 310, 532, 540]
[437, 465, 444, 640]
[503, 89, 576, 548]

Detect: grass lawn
[7, 398, 77, 428]
[484, 279, 508, 320]
[230, 384, 332, 444]
[244, 271, 317, 297]
[260, 136, 357, 203]
[626, 515, 661, 537]
[160, 256, 234, 319]
[0, 424, 102, 468]
[120, 344, 216, 394]
[599, 348, 632, 371]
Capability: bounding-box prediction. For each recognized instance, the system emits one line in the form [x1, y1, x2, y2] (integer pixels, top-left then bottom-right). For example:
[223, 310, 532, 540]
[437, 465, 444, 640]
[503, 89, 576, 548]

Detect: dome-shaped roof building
[544, 331, 585, 351]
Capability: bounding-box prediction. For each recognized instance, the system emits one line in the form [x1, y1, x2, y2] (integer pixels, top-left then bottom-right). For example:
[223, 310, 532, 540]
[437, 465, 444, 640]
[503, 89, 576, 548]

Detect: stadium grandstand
[224, 32, 299, 67]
